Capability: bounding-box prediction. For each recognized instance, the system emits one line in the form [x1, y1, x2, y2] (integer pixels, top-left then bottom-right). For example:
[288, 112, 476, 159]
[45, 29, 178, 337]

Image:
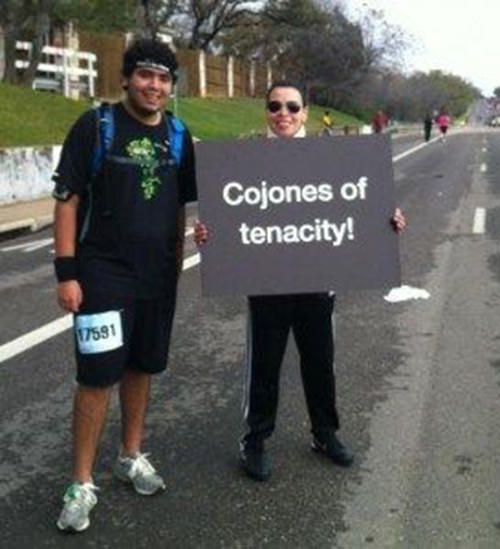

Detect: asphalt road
[1, 129, 499, 548]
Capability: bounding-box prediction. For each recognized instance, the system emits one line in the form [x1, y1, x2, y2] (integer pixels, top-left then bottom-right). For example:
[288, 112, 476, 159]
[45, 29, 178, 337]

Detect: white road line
[1, 243, 30, 252]
[182, 253, 200, 270]
[472, 207, 486, 234]
[392, 135, 441, 163]
[480, 163, 487, 173]
[24, 238, 54, 252]
[0, 315, 73, 364]
[482, 147, 487, 153]
[0, 252, 201, 365]
[1, 237, 53, 252]
[2, 228, 195, 254]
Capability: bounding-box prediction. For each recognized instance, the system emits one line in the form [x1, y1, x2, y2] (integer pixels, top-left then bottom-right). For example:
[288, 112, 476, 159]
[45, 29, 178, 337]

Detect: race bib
[75, 311, 123, 354]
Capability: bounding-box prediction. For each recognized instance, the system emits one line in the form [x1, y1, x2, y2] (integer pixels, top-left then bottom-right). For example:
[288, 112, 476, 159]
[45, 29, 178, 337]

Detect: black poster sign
[196, 134, 401, 296]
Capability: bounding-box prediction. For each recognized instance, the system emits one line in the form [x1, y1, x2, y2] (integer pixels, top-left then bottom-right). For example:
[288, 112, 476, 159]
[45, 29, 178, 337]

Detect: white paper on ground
[383, 285, 431, 303]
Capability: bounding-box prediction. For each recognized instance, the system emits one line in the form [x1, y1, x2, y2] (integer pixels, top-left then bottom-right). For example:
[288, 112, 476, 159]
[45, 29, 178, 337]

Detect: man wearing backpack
[52, 38, 197, 533]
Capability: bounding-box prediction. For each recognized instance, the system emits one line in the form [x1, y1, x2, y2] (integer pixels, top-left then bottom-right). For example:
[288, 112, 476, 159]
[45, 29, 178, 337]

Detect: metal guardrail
[385, 123, 421, 135]
[317, 123, 424, 138]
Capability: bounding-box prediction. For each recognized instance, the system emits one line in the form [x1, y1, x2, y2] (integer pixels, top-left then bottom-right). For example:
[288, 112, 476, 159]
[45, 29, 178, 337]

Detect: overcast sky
[346, 0, 498, 95]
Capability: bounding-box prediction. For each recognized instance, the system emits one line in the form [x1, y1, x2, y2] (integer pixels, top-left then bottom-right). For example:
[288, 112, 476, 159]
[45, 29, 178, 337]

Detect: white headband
[136, 60, 172, 75]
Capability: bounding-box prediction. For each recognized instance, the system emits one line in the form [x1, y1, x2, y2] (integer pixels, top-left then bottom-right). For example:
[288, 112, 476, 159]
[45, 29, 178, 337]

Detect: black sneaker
[239, 440, 271, 481]
[311, 434, 354, 467]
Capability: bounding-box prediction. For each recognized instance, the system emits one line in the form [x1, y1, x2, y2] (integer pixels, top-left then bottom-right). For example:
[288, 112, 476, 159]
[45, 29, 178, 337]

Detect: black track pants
[242, 293, 340, 444]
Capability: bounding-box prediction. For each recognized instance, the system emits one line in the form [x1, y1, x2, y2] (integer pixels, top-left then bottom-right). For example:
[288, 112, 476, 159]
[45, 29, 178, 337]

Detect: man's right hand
[194, 221, 209, 247]
[57, 280, 83, 312]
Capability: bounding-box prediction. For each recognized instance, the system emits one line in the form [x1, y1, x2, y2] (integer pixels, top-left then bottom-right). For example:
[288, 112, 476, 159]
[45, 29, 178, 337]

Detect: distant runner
[424, 113, 433, 142]
[372, 110, 388, 134]
[322, 110, 334, 136]
[437, 108, 451, 142]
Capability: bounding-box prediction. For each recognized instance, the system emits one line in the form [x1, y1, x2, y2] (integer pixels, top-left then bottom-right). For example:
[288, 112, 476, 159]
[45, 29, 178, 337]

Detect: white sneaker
[114, 452, 166, 495]
[56, 481, 98, 533]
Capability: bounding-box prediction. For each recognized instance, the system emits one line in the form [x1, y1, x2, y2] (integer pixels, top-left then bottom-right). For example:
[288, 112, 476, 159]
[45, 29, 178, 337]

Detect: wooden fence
[79, 31, 126, 100]
[80, 32, 273, 100]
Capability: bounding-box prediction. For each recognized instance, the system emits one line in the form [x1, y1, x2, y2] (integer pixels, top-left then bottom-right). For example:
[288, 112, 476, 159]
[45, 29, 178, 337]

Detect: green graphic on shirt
[126, 138, 163, 200]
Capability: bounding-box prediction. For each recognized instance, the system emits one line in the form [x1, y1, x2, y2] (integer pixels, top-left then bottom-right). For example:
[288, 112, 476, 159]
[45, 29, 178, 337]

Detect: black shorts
[440, 126, 448, 134]
[74, 287, 177, 387]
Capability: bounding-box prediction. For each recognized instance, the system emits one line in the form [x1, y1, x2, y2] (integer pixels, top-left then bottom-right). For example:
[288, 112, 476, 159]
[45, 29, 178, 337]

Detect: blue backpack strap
[91, 103, 115, 179]
[166, 115, 185, 167]
[80, 104, 114, 243]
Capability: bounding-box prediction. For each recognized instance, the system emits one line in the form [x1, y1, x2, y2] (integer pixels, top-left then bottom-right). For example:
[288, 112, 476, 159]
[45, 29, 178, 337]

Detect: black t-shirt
[53, 103, 197, 298]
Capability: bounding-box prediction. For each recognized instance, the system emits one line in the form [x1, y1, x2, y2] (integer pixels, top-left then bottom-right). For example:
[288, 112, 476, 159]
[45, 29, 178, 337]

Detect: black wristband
[54, 257, 78, 282]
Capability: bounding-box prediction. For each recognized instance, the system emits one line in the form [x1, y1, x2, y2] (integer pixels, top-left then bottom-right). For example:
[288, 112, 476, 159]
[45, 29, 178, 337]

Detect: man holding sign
[195, 81, 406, 482]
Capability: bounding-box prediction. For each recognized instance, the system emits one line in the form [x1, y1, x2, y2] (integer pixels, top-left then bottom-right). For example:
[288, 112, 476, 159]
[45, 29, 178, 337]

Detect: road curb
[0, 214, 53, 236]
[31, 214, 53, 231]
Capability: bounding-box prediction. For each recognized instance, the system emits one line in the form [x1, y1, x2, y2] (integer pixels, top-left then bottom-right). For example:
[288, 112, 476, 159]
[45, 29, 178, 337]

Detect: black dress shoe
[311, 434, 354, 467]
[239, 441, 271, 481]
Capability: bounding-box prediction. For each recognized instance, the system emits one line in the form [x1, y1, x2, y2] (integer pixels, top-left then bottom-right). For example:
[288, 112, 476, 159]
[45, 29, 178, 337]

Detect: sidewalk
[0, 196, 54, 235]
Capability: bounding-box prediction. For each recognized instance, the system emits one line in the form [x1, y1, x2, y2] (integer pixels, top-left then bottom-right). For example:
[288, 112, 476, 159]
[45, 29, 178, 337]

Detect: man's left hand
[391, 207, 407, 234]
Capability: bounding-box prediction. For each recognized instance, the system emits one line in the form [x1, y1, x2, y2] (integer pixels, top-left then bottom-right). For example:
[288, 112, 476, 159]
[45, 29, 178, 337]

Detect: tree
[1, 1, 23, 84]
[357, 69, 481, 122]
[353, 7, 409, 71]
[219, 0, 327, 61]
[1, 0, 142, 87]
[138, 0, 178, 38]
[280, 5, 369, 100]
[217, 0, 406, 109]
[493, 86, 500, 99]
[0, 0, 155, 86]
[1, 0, 57, 86]
[54, 0, 138, 33]
[167, 0, 261, 52]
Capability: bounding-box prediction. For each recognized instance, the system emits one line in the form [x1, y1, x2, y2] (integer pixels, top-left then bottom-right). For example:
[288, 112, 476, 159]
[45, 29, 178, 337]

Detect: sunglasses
[267, 101, 302, 114]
